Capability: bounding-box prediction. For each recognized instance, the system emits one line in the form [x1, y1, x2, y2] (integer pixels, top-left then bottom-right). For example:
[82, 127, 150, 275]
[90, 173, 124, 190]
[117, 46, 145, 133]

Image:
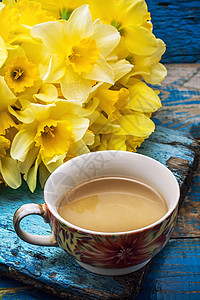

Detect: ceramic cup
[13, 151, 180, 276]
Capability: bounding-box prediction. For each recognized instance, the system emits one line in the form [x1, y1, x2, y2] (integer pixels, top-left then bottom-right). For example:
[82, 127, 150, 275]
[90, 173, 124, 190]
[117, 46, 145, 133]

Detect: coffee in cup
[58, 176, 168, 233]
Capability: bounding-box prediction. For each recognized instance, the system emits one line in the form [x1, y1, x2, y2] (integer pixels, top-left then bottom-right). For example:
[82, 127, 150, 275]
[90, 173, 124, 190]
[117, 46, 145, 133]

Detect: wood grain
[146, 0, 200, 63]
[172, 163, 200, 238]
[1, 125, 197, 300]
[136, 63, 200, 299]
[135, 238, 200, 299]
[1, 63, 200, 299]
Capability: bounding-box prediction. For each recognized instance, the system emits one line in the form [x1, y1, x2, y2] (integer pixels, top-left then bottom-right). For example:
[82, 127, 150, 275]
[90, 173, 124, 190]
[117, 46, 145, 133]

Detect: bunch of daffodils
[0, 0, 166, 192]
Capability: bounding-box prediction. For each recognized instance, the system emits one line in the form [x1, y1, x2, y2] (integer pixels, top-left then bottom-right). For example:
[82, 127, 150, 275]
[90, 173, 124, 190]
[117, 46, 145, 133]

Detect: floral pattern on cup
[47, 205, 178, 269]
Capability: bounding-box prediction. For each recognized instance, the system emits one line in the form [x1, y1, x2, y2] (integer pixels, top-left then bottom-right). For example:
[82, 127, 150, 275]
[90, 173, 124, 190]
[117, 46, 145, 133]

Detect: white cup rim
[44, 150, 180, 235]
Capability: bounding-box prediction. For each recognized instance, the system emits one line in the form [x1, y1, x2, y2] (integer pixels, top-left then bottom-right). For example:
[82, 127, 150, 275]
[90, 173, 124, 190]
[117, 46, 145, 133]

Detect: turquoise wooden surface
[0, 63, 199, 299]
[1, 0, 200, 296]
[136, 165, 200, 300]
[135, 64, 200, 299]
[1, 124, 197, 299]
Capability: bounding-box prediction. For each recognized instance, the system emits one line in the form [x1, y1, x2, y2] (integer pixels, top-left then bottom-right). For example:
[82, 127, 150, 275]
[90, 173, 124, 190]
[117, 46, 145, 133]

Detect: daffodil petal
[89, 0, 117, 23]
[92, 22, 120, 57]
[28, 103, 52, 122]
[43, 154, 65, 173]
[60, 66, 92, 102]
[85, 56, 114, 85]
[0, 157, 21, 189]
[142, 62, 167, 84]
[48, 100, 82, 120]
[44, 53, 66, 82]
[34, 83, 58, 103]
[115, 113, 155, 137]
[3, 45, 25, 69]
[31, 21, 67, 53]
[97, 88, 119, 118]
[0, 36, 7, 68]
[8, 104, 35, 123]
[107, 134, 126, 151]
[125, 26, 158, 55]
[39, 162, 50, 188]
[82, 130, 95, 145]
[79, 97, 99, 117]
[126, 136, 145, 152]
[25, 154, 41, 192]
[90, 113, 120, 134]
[128, 81, 162, 112]
[111, 59, 133, 81]
[0, 110, 16, 135]
[18, 147, 39, 174]
[129, 65, 150, 77]
[64, 5, 93, 41]
[134, 38, 166, 66]
[69, 139, 90, 156]
[67, 116, 89, 141]
[118, 0, 147, 27]
[97, 136, 107, 151]
[11, 125, 36, 161]
[0, 76, 16, 111]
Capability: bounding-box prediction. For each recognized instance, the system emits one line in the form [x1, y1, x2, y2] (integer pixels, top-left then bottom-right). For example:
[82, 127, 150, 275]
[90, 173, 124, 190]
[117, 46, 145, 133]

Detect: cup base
[76, 259, 151, 276]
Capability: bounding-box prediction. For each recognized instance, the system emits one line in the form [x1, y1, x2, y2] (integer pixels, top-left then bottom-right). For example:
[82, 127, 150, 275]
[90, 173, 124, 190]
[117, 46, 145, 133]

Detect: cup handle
[13, 203, 58, 247]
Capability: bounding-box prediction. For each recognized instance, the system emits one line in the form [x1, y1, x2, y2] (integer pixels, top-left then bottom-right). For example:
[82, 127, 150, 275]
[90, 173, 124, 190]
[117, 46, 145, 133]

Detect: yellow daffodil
[31, 5, 120, 102]
[2, 42, 51, 96]
[0, 76, 17, 135]
[10, 100, 90, 191]
[90, 110, 154, 152]
[3, 0, 55, 31]
[0, 77, 21, 188]
[124, 39, 167, 85]
[4, 56, 39, 93]
[17, 0, 55, 27]
[89, 0, 158, 56]
[33, 0, 88, 20]
[0, 3, 19, 43]
[0, 37, 8, 68]
[96, 87, 129, 120]
[0, 135, 22, 189]
[0, 0, 166, 191]
[125, 79, 162, 112]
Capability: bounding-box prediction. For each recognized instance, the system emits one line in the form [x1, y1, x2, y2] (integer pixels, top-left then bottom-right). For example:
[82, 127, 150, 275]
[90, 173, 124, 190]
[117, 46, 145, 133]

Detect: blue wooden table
[1, 65, 200, 299]
[1, 0, 200, 299]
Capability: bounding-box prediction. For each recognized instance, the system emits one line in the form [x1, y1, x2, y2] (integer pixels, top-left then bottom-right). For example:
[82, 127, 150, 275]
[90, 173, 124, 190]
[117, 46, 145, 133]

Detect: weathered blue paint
[0, 125, 197, 299]
[0, 275, 60, 300]
[152, 65, 200, 138]
[146, 0, 200, 63]
[136, 64, 200, 299]
[136, 238, 200, 299]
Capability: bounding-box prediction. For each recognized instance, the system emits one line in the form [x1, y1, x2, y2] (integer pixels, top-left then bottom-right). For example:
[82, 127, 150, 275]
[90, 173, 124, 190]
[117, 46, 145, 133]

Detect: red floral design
[47, 203, 178, 269]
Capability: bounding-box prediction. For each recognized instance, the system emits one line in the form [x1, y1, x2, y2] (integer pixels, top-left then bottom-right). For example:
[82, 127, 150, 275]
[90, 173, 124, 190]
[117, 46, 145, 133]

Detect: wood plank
[172, 162, 200, 238]
[135, 63, 200, 299]
[1, 63, 199, 299]
[139, 126, 199, 205]
[135, 238, 200, 300]
[0, 126, 198, 299]
[152, 64, 200, 138]
[146, 1, 200, 63]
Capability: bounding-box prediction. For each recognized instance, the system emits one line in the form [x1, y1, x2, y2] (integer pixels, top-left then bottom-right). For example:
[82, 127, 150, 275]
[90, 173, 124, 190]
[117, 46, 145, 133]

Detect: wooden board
[153, 64, 200, 139]
[0, 125, 198, 300]
[146, 0, 200, 63]
[135, 238, 200, 299]
[135, 63, 200, 299]
[1, 63, 200, 299]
